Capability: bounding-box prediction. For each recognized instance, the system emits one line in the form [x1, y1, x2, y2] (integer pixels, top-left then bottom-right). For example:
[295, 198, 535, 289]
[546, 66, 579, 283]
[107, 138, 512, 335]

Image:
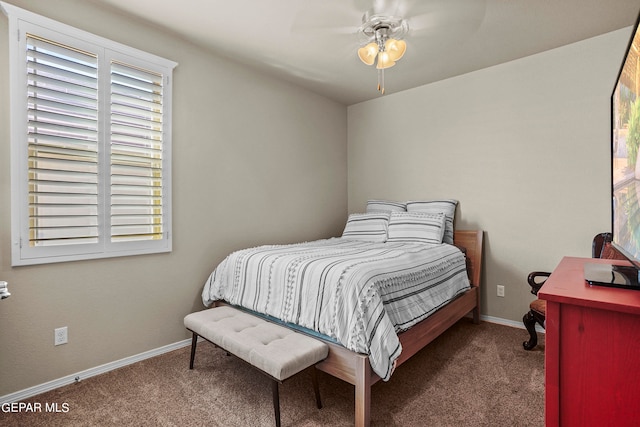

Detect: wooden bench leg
[189, 332, 198, 369]
[272, 380, 281, 427]
[311, 366, 322, 409]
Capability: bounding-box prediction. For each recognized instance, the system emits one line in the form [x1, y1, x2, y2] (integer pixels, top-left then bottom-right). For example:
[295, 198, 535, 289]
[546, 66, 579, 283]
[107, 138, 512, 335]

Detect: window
[2, 2, 177, 265]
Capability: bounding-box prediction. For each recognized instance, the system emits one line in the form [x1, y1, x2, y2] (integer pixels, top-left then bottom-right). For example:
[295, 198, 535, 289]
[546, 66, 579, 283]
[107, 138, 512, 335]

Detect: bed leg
[354, 356, 371, 427]
[473, 287, 481, 324]
[472, 306, 480, 324]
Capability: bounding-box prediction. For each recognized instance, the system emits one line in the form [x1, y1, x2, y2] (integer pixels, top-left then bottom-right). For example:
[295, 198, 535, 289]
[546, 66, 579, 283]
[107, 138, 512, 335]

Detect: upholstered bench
[184, 306, 329, 427]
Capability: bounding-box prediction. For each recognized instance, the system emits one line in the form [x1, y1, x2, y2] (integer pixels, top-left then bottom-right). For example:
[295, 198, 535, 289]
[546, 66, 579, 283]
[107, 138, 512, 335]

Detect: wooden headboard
[453, 230, 484, 287]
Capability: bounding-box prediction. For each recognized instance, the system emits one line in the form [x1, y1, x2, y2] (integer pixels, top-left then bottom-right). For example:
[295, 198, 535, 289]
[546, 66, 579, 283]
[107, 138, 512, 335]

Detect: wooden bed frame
[313, 229, 483, 427]
[214, 230, 483, 426]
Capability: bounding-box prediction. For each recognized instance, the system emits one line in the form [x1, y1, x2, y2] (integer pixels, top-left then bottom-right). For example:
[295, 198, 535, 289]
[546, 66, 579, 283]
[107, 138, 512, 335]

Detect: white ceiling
[91, 0, 640, 105]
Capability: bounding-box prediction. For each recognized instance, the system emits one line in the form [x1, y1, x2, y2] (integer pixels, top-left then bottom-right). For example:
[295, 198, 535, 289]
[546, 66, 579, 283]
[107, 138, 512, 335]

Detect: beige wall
[0, 0, 347, 396]
[0, 0, 632, 399]
[348, 28, 631, 322]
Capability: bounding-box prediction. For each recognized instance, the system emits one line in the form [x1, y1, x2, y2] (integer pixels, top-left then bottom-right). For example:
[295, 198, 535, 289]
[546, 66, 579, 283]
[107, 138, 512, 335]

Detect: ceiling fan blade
[350, 0, 409, 17]
[291, 1, 362, 36]
[352, 0, 434, 17]
[291, 24, 358, 36]
[407, 1, 487, 35]
[402, 0, 479, 17]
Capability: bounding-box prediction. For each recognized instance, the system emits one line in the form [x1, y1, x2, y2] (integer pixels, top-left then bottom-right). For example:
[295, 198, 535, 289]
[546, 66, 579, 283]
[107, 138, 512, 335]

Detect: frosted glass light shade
[376, 51, 395, 69]
[358, 42, 379, 65]
[385, 39, 406, 61]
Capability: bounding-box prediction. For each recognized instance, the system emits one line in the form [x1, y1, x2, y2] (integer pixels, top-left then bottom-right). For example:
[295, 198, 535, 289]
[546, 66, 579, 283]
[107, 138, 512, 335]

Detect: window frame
[2, 2, 177, 266]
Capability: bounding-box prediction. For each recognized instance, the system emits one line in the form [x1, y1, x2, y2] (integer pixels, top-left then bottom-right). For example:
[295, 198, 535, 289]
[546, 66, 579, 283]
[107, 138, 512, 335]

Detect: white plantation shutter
[27, 35, 100, 247]
[5, 3, 176, 265]
[110, 62, 165, 243]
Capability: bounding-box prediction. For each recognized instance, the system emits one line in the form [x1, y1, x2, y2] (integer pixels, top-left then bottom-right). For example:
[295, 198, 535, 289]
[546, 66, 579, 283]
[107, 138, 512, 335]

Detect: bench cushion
[184, 306, 328, 381]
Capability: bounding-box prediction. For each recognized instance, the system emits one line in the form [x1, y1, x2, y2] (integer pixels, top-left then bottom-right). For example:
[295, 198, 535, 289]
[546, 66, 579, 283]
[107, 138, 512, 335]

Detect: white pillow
[387, 212, 446, 244]
[405, 200, 458, 244]
[366, 199, 406, 213]
[341, 212, 389, 242]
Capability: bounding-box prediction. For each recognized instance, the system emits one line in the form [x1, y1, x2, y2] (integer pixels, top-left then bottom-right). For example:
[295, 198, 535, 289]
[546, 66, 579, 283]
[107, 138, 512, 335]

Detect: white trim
[0, 315, 542, 404]
[0, 338, 193, 404]
[479, 313, 545, 333]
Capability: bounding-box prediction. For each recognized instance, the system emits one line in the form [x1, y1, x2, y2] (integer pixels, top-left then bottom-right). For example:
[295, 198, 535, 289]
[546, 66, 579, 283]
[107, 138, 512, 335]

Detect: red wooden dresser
[539, 256, 640, 426]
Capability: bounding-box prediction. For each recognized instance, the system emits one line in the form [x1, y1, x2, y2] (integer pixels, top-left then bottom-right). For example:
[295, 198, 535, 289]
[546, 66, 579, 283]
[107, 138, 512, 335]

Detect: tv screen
[612, 11, 640, 271]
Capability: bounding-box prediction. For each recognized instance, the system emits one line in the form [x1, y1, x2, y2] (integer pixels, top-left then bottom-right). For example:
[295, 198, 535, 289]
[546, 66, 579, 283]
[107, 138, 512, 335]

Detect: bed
[201, 204, 483, 426]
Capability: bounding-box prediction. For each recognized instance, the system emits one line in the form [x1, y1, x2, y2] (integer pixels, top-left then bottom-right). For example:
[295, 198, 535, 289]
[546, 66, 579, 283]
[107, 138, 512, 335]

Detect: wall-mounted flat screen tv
[606, 9, 640, 289]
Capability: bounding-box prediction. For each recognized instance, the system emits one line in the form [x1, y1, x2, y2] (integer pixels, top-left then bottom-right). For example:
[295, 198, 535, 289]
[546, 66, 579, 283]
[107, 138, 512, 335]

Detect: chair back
[592, 233, 613, 258]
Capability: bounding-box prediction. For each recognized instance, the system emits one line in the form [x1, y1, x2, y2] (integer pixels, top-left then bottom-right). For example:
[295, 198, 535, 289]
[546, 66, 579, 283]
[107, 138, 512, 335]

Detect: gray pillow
[365, 199, 406, 213]
[341, 212, 390, 242]
[405, 200, 458, 244]
[387, 212, 446, 244]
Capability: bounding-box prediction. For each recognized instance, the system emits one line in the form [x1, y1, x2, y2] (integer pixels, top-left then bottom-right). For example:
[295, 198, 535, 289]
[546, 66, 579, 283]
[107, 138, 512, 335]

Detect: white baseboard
[1, 315, 542, 404]
[0, 338, 193, 405]
[479, 314, 545, 333]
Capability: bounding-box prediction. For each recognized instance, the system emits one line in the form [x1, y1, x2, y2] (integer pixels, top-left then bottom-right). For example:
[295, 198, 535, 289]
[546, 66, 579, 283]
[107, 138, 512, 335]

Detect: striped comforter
[201, 238, 470, 381]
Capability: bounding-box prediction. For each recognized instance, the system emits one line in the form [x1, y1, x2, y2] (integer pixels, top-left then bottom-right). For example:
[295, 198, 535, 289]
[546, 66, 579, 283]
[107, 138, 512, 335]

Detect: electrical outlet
[54, 327, 68, 346]
[497, 285, 505, 297]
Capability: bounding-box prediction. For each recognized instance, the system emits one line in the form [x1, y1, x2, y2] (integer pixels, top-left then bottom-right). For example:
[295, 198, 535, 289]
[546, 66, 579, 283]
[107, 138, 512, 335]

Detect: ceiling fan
[356, 8, 410, 93]
[292, 0, 486, 94]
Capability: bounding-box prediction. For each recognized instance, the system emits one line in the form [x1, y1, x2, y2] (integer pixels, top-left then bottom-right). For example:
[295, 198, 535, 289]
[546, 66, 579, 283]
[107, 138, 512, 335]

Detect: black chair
[522, 232, 615, 350]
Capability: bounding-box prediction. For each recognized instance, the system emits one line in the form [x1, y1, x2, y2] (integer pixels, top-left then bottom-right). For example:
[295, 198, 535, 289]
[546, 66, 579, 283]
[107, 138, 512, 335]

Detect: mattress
[201, 238, 470, 380]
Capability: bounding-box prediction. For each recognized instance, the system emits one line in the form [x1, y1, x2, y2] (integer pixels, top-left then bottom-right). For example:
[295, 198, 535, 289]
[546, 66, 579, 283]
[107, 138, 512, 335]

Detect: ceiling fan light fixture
[358, 42, 379, 66]
[385, 38, 406, 62]
[376, 51, 395, 69]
